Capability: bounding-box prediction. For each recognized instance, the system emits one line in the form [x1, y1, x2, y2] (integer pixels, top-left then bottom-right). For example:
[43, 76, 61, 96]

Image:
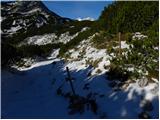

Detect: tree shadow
[1, 59, 159, 119]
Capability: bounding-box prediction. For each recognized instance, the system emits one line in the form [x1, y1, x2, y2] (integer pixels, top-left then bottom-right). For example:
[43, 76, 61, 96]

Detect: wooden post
[66, 67, 76, 96]
[119, 32, 121, 56]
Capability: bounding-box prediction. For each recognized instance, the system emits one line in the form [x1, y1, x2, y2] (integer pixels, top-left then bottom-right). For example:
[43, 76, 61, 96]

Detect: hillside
[99, 1, 158, 33]
[1, 1, 93, 66]
[1, 1, 159, 119]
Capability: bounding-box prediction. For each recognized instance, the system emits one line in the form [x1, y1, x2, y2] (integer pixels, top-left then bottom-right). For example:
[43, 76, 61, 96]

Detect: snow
[41, 11, 49, 18]
[19, 27, 89, 46]
[1, 28, 159, 118]
[154, 46, 159, 50]
[68, 43, 110, 73]
[132, 32, 148, 40]
[22, 8, 41, 15]
[66, 60, 87, 71]
[81, 27, 90, 32]
[126, 82, 158, 101]
[36, 17, 47, 28]
[47, 49, 60, 59]
[19, 33, 57, 46]
[12, 20, 16, 25]
[128, 67, 134, 72]
[113, 41, 130, 49]
[67, 34, 111, 75]
[151, 78, 159, 83]
[6, 25, 22, 34]
[0, 16, 5, 22]
[36, 21, 44, 28]
[58, 32, 78, 44]
[77, 17, 95, 21]
[2, 58, 158, 118]
[121, 41, 130, 49]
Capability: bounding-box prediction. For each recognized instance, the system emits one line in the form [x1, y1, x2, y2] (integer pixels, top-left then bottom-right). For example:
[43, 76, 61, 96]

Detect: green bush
[107, 63, 130, 81]
[99, 1, 158, 33]
[17, 43, 62, 58]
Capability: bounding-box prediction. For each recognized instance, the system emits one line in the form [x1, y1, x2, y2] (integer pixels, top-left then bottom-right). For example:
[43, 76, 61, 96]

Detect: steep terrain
[1, 1, 71, 37]
[1, 1, 93, 66]
[1, 1, 159, 119]
[2, 58, 158, 119]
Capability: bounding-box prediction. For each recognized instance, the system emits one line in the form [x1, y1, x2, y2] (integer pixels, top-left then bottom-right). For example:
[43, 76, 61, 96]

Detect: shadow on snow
[1, 60, 159, 119]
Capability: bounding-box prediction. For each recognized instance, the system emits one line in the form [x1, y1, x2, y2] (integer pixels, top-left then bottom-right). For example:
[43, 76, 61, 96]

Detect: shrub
[17, 43, 62, 58]
[107, 63, 130, 82]
[92, 31, 114, 49]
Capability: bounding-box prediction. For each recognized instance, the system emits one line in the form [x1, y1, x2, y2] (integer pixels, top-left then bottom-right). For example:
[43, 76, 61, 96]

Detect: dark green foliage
[56, 20, 94, 36]
[109, 31, 158, 80]
[107, 63, 130, 82]
[99, 1, 159, 33]
[1, 43, 22, 67]
[17, 43, 62, 57]
[92, 31, 115, 49]
[2, 43, 62, 67]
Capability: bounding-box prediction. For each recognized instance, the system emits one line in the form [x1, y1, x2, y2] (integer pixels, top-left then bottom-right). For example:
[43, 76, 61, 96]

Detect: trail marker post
[119, 32, 121, 56]
[66, 67, 76, 96]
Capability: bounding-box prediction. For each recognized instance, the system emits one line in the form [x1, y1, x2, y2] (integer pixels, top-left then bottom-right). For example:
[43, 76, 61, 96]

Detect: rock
[138, 77, 148, 87]
[138, 111, 151, 119]
[151, 84, 159, 94]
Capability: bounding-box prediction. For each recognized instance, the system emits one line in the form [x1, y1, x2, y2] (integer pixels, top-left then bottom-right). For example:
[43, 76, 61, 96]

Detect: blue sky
[43, 1, 113, 20]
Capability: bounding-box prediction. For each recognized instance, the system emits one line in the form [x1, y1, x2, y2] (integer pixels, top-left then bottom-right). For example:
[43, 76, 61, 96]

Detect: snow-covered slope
[2, 57, 158, 118]
[64, 34, 111, 75]
[18, 27, 89, 46]
[2, 31, 159, 118]
[1, 1, 72, 37]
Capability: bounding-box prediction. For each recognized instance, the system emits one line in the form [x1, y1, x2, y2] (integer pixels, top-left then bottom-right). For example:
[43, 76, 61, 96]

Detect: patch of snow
[41, 11, 49, 18]
[81, 27, 90, 32]
[70, 26, 75, 28]
[47, 49, 60, 59]
[6, 25, 22, 34]
[127, 67, 134, 72]
[113, 41, 130, 49]
[151, 78, 159, 83]
[65, 60, 87, 72]
[20, 33, 57, 46]
[77, 17, 95, 21]
[126, 82, 158, 101]
[58, 32, 78, 44]
[0, 16, 5, 22]
[2, 57, 159, 118]
[22, 8, 41, 15]
[36, 22, 44, 28]
[154, 46, 158, 50]
[19, 27, 89, 46]
[12, 20, 16, 25]
[121, 41, 130, 49]
[132, 32, 148, 40]
[66, 34, 111, 75]
[36, 17, 47, 28]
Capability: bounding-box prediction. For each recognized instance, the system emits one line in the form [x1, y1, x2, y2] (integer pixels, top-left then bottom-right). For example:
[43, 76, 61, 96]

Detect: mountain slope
[1, 1, 159, 118]
[1, 1, 72, 43]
